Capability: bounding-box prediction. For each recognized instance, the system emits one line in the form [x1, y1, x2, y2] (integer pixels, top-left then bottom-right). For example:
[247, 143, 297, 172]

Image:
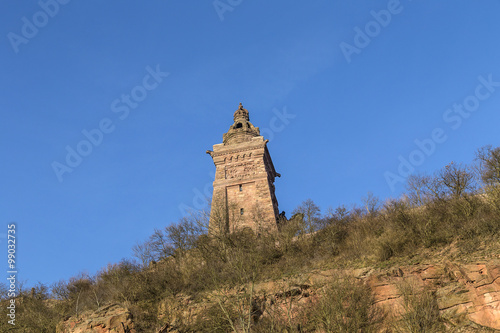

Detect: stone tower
[207, 103, 280, 233]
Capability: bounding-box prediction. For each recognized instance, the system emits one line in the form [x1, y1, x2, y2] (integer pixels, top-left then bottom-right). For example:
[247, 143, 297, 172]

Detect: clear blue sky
[1, 1, 500, 288]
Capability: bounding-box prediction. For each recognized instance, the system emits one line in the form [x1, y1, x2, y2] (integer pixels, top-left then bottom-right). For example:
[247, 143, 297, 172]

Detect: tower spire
[222, 103, 260, 145]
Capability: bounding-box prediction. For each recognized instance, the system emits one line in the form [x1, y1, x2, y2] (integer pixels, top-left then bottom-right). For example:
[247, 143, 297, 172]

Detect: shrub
[395, 282, 444, 333]
[306, 275, 384, 332]
[194, 302, 239, 333]
[0, 285, 59, 333]
[476, 145, 500, 185]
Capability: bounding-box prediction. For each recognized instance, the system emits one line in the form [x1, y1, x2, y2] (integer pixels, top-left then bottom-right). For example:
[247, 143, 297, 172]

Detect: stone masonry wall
[209, 137, 279, 233]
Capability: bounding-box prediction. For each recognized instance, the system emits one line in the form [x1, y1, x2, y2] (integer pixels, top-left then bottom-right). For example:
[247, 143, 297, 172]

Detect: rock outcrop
[56, 262, 500, 332]
[367, 261, 500, 330]
[56, 304, 135, 333]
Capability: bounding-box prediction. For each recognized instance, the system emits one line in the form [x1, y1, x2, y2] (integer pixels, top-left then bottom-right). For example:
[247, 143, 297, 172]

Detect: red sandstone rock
[56, 262, 500, 331]
[56, 304, 135, 333]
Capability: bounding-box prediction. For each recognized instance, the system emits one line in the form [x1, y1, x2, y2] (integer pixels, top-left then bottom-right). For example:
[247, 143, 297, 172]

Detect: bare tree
[66, 273, 94, 317]
[476, 145, 500, 185]
[132, 240, 156, 267]
[150, 228, 175, 258]
[437, 162, 476, 198]
[334, 205, 349, 220]
[292, 199, 321, 233]
[406, 174, 432, 206]
[208, 195, 230, 238]
[165, 216, 204, 256]
[361, 192, 380, 216]
[131, 229, 172, 264]
[133, 214, 205, 264]
[323, 204, 350, 232]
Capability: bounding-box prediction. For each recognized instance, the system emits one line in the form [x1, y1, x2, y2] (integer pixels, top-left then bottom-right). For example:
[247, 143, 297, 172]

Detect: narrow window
[239, 184, 243, 192]
[240, 208, 244, 215]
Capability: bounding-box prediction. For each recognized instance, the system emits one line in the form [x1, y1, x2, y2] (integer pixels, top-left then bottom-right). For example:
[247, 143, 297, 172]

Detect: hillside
[2, 146, 500, 332]
[56, 257, 500, 332]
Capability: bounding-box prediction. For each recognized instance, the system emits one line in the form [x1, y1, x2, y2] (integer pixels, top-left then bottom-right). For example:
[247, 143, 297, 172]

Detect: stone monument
[207, 103, 280, 233]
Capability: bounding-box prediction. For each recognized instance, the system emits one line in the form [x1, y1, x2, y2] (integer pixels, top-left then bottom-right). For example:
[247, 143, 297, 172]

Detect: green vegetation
[1, 145, 499, 332]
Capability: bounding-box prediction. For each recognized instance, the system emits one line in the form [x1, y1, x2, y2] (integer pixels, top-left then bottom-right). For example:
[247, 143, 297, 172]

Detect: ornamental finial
[233, 102, 249, 122]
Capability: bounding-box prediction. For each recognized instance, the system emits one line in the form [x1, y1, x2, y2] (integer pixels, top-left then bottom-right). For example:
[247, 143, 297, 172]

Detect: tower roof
[233, 103, 250, 122]
[223, 103, 260, 145]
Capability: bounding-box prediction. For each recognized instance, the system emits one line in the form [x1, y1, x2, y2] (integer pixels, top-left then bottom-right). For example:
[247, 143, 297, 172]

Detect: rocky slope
[57, 304, 135, 333]
[368, 261, 500, 330]
[57, 261, 500, 332]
